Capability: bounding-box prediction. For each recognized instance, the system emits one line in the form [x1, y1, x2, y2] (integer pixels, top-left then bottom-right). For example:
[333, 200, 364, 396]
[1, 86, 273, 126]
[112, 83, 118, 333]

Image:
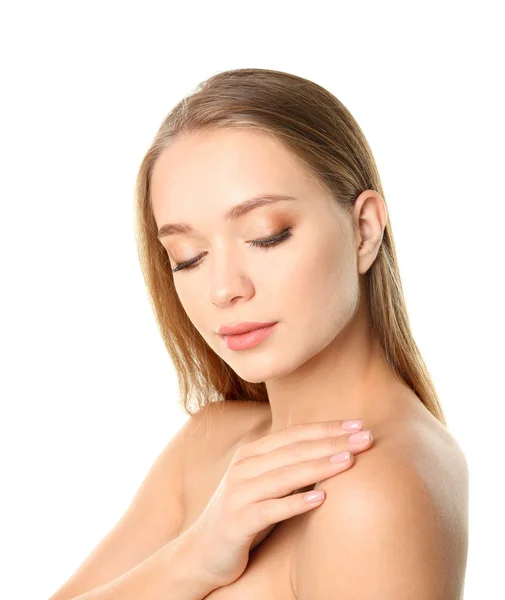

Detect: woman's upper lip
[217, 321, 277, 336]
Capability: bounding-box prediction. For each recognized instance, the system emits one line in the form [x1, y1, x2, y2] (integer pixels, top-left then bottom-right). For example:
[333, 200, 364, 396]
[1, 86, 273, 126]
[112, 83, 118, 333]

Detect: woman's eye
[171, 226, 293, 273]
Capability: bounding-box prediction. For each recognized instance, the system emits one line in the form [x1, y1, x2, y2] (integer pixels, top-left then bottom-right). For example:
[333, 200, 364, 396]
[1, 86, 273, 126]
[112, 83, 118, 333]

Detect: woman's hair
[134, 67, 447, 426]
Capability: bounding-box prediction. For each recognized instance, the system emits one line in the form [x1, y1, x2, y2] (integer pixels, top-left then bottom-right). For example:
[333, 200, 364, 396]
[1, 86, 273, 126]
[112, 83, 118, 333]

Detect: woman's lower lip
[221, 323, 278, 351]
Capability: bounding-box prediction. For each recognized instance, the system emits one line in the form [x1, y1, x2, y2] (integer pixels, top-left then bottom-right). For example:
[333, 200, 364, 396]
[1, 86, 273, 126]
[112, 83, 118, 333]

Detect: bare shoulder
[399, 401, 469, 517]
[184, 399, 270, 449]
[180, 399, 271, 481]
[291, 404, 469, 598]
[320, 401, 468, 529]
[302, 403, 468, 519]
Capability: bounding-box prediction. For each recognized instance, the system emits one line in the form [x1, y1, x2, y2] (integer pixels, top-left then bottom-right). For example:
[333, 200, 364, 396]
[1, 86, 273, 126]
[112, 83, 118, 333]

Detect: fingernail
[342, 419, 363, 431]
[330, 450, 352, 463]
[304, 490, 325, 502]
[349, 430, 372, 444]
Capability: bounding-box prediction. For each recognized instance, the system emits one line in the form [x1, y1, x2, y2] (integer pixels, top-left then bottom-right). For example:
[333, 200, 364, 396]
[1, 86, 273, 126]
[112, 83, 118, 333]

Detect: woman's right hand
[189, 418, 373, 589]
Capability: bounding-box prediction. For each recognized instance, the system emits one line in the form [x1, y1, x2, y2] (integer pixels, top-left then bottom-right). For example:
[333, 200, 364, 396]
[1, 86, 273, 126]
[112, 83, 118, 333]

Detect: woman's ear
[352, 190, 388, 274]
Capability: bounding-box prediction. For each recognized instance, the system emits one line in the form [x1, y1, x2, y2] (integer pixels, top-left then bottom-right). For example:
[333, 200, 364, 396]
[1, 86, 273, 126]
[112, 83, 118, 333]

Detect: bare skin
[177, 397, 466, 599]
[150, 128, 468, 597]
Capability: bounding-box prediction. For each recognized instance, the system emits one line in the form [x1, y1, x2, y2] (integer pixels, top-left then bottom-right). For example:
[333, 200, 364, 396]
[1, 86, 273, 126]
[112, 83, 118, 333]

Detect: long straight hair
[134, 68, 446, 426]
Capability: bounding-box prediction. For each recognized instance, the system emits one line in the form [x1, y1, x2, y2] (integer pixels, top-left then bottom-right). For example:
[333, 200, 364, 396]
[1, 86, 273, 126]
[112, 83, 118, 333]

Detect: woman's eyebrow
[157, 193, 297, 239]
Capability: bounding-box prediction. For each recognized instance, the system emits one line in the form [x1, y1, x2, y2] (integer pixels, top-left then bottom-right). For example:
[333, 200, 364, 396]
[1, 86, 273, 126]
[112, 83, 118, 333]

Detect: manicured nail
[342, 419, 363, 431]
[304, 490, 325, 502]
[329, 450, 352, 463]
[349, 430, 372, 444]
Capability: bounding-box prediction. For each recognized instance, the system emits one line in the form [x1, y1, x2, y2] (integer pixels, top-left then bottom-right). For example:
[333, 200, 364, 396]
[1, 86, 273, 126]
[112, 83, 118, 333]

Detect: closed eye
[171, 226, 294, 273]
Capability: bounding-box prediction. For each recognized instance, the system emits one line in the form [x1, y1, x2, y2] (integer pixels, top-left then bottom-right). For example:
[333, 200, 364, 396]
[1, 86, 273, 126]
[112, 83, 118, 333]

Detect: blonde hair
[134, 67, 447, 426]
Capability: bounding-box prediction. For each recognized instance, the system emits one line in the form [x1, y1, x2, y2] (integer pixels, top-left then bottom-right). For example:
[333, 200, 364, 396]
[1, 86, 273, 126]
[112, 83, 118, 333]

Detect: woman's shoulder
[371, 395, 468, 500]
[396, 397, 469, 491]
[201, 398, 270, 434]
[290, 405, 469, 598]
[181, 399, 271, 462]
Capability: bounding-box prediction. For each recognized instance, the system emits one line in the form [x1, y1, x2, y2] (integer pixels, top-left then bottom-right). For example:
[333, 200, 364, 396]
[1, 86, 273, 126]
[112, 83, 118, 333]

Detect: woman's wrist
[164, 525, 222, 600]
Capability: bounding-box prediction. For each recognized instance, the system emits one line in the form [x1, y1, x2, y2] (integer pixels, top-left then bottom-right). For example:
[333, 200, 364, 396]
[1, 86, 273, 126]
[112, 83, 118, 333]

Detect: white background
[1, 1, 503, 598]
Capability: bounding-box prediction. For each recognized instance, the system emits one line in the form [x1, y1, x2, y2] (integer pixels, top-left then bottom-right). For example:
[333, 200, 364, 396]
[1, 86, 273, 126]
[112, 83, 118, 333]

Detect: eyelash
[171, 226, 294, 273]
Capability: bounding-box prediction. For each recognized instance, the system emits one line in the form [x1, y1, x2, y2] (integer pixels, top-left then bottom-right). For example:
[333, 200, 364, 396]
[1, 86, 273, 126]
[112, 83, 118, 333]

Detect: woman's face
[151, 128, 361, 383]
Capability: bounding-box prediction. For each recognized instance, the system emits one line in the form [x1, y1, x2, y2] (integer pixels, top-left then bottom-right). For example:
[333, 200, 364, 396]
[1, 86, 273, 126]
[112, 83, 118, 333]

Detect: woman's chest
[179, 442, 305, 599]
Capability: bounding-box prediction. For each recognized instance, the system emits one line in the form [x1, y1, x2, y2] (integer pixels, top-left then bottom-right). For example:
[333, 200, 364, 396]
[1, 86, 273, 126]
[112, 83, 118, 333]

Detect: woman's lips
[218, 321, 277, 336]
[221, 322, 278, 351]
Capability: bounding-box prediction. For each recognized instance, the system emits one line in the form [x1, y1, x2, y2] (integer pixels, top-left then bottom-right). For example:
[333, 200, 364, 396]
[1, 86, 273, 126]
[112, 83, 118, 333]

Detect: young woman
[49, 68, 468, 600]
